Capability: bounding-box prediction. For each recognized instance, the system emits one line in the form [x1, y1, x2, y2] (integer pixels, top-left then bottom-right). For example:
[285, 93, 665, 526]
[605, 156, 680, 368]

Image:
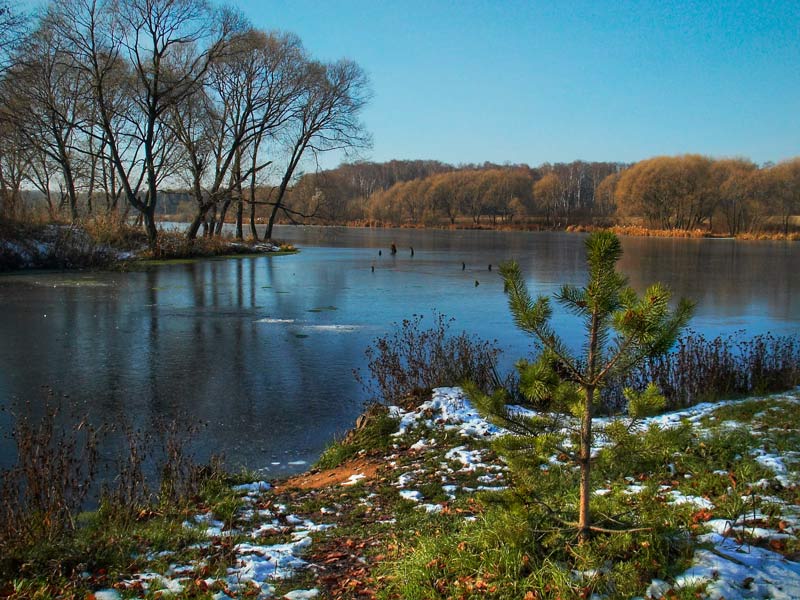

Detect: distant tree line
[286, 160, 623, 228]
[613, 155, 800, 235]
[285, 155, 800, 236]
[0, 0, 370, 248]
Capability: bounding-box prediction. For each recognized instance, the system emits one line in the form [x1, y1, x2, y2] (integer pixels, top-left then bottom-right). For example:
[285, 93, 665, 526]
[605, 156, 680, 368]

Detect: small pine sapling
[471, 231, 694, 542]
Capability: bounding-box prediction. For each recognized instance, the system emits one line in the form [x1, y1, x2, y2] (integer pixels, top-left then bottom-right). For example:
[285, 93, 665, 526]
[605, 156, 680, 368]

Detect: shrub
[99, 416, 215, 520]
[354, 312, 503, 405]
[0, 396, 224, 582]
[81, 214, 147, 250]
[0, 399, 100, 550]
[606, 331, 800, 410]
[0, 220, 119, 270]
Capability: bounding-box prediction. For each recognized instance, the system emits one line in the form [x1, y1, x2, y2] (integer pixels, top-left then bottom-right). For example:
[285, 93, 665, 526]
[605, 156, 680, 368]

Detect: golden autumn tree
[767, 158, 800, 235]
[614, 155, 715, 230]
[709, 158, 759, 235]
[533, 172, 562, 227]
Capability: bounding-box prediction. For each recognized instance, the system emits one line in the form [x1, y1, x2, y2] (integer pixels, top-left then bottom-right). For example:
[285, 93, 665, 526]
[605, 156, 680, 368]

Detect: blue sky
[22, 0, 800, 168]
[226, 0, 799, 168]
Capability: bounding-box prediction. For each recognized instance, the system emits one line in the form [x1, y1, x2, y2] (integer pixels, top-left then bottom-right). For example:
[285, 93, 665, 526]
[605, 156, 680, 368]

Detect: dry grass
[146, 231, 234, 259]
[568, 224, 800, 241]
[608, 225, 711, 238]
[337, 220, 800, 240]
[605, 331, 800, 410]
[80, 214, 147, 250]
[736, 231, 800, 241]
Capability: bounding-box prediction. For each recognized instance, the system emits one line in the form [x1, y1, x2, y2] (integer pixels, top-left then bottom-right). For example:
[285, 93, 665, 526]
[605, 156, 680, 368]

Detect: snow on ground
[113, 480, 331, 598]
[667, 490, 716, 510]
[0, 225, 133, 268]
[390, 386, 501, 438]
[663, 532, 800, 600]
[233, 481, 272, 494]
[444, 446, 490, 471]
[342, 473, 366, 486]
[104, 387, 800, 598]
[390, 387, 800, 600]
[282, 590, 319, 599]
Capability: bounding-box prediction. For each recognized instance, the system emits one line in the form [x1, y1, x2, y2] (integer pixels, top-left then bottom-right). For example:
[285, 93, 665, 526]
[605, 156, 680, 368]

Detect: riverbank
[361, 221, 800, 241]
[157, 215, 800, 242]
[0, 220, 295, 272]
[8, 387, 797, 599]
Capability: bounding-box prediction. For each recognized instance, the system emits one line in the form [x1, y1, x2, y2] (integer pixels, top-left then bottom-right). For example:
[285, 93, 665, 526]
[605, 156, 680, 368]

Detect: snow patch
[284, 590, 320, 600]
[670, 532, 800, 599]
[399, 490, 423, 502]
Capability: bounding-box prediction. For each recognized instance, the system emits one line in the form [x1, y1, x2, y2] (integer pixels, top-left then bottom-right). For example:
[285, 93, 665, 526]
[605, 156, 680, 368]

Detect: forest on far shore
[12, 155, 800, 240]
[277, 155, 800, 237]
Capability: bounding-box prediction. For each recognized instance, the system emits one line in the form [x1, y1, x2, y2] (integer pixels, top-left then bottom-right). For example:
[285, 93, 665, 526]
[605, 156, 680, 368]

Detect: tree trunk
[187, 209, 207, 240]
[579, 311, 600, 544]
[265, 202, 279, 241]
[266, 171, 294, 241]
[144, 206, 158, 252]
[249, 198, 258, 241]
[216, 196, 232, 236]
[236, 197, 243, 240]
[234, 158, 244, 240]
[207, 205, 217, 236]
[64, 165, 79, 223]
[578, 384, 593, 543]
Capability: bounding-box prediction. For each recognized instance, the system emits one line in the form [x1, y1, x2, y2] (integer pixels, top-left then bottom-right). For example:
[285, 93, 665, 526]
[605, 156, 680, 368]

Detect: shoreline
[0, 221, 297, 273]
[2, 381, 799, 597]
[2, 217, 796, 275]
[158, 217, 800, 242]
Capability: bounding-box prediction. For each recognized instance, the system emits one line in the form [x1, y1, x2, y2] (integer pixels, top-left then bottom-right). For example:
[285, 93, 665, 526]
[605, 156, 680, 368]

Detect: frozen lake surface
[0, 226, 797, 474]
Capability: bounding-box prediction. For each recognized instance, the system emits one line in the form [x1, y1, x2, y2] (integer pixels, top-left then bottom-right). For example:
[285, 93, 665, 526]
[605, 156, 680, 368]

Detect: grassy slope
[4, 390, 799, 599]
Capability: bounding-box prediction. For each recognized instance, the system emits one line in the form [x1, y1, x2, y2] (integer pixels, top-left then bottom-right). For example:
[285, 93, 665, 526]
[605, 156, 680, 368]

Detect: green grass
[0, 461, 266, 597]
[374, 393, 800, 599]
[315, 404, 399, 470]
[378, 493, 695, 600]
[4, 384, 798, 598]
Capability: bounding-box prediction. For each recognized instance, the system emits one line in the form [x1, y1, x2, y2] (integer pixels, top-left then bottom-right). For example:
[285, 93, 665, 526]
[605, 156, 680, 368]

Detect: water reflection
[0, 228, 797, 475]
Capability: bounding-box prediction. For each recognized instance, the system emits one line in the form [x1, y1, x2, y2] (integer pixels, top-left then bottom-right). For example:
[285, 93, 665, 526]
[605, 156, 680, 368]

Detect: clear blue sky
[227, 0, 799, 168]
[22, 0, 800, 168]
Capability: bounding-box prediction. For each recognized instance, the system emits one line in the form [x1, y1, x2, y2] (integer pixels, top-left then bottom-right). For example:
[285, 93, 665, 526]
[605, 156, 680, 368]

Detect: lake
[0, 226, 798, 475]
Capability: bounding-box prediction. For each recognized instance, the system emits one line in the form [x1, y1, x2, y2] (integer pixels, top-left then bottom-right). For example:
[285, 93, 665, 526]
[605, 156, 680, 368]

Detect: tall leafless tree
[47, 0, 234, 249]
[263, 59, 371, 241]
[6, 20, 92, 221]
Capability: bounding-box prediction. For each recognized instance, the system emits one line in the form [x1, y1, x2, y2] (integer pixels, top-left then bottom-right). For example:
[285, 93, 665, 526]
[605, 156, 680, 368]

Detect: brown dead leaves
[273, 457, 383, 492]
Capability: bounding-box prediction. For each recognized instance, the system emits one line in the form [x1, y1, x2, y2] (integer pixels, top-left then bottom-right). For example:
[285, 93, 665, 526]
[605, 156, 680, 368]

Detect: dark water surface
[1, 226, 797, 475]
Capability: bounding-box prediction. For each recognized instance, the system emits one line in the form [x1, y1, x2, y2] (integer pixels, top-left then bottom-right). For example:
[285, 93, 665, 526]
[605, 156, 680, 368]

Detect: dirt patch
[274, 457, 383, 491]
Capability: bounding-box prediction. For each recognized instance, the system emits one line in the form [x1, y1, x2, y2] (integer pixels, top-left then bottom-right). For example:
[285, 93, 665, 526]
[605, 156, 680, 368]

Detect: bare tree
[0, 1, 26, 73]
[167, 27, 306, 240]
[0, 117, 31, 218]
[263, 59, 371, 241]
[242, 31, 306, 239]
[48, 0, 235, 249]
[6, 20, 92, 221]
